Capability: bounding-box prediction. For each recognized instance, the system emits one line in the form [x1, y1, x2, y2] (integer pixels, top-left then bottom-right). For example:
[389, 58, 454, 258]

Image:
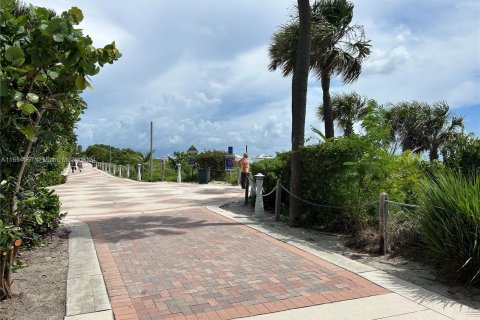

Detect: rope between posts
[280, 184, 377, 209]
[262, 186, 277, 197]
[385, 200, 421, 208]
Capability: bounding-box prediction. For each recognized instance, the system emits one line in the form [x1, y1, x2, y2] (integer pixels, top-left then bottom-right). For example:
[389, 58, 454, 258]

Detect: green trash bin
[198, 167, 211, 184]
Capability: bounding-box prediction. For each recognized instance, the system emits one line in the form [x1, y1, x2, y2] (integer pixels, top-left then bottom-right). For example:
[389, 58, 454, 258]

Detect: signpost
[225, 146, 235, 172]
[187, 145, 198, 180]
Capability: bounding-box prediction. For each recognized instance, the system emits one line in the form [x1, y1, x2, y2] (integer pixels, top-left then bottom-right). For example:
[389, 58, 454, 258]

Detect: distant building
[253, 154, 273, 162]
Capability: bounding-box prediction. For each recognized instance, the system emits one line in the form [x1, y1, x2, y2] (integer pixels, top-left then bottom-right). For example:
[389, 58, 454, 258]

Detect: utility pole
[109, 146, 112, 163]
[150, 121, 153, 179]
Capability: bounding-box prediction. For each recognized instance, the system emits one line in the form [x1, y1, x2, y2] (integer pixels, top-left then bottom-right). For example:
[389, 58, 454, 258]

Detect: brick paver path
[55, 164, 388, 320]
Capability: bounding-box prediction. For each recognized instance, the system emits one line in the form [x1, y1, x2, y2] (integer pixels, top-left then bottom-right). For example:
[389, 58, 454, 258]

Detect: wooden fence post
[379, 192, 389, 255]
[275, 178, 281, 221]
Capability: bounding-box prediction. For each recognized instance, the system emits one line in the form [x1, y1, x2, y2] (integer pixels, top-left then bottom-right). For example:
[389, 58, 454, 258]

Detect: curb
[64, 219, 114, 320]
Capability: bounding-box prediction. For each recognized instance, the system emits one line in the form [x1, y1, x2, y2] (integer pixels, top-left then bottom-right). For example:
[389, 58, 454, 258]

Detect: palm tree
[269, 0, 371, 139]
[317, 91, 370, 136]
[386, 101, 464, 161]
[289, 0, 311, 227]
[422, 102, 464, 161]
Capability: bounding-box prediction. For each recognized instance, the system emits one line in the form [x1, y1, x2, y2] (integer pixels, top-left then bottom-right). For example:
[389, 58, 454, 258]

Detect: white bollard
[137, 164, 142, 181]
[113, 164, 116, 176]
[255, 173, 265, 218]
[177, 163, 182, 183]
[250, 174, 256, 196]
[126, 164, 130, 179]
[119, 165, 122, 177]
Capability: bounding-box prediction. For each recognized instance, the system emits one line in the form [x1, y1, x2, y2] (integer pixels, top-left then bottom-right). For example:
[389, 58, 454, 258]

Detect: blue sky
[30, 0, 480, 157]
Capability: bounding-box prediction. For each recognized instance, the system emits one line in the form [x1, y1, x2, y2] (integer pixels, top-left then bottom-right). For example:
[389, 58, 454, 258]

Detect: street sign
[187, 145, 198, 156]
[225, 154, 235, 171]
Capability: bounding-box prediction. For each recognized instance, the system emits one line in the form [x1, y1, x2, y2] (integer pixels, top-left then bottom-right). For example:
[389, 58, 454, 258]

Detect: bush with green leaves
[1, 178, 63, 247]
[442, 134, 480, 176]
[17, 187, 63, 246]
[195, 150, 228, 181]
[252, 133, 428, 232]
[418, 171, 480, 285]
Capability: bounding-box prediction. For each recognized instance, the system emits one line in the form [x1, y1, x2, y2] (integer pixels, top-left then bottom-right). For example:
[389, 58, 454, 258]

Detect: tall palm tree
[289, 0, 311, 227]
[269, 0, 371, 139]
[317, 91, 370, 136]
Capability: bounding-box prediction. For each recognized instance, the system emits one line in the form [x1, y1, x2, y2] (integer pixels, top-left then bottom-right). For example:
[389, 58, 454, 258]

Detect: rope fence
[244, 176, 426, 256]
[385, 200, 421, 209]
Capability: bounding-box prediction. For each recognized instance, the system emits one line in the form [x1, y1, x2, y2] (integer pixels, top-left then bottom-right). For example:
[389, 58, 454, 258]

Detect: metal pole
[275, 178, 282, 221]
[379, 192, 389, 255]
[150, 121, 153, 179]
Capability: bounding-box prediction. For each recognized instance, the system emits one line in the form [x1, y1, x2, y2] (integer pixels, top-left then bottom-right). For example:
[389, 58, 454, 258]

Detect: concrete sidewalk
[55, 164, 478, 320]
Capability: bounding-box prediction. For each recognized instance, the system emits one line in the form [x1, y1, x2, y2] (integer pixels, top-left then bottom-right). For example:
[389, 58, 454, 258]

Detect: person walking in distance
[77, 159, 83, 173]
[70, 159, 76, 173]
[238, 153, 250, 189]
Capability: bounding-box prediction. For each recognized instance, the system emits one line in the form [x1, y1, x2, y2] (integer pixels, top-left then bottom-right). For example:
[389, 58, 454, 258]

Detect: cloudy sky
[30, 0, 480, 157]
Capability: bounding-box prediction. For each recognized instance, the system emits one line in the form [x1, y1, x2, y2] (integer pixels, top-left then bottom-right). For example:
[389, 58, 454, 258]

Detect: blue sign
[189, 157, 195, 165]
[228, 146, 233, 154]
[225, 155, 235, 171]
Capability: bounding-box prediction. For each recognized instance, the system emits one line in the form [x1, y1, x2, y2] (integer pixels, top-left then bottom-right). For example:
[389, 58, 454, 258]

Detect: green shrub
[196, 150, 228, 181]
[16, 187, 64, 246]
[418, 171, 480, 285]
[36, 171, 66, 187]
[442, 134, 480, 176]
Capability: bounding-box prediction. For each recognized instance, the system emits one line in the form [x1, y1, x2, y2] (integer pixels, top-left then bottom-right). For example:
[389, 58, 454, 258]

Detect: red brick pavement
[85, 208, 388, 320]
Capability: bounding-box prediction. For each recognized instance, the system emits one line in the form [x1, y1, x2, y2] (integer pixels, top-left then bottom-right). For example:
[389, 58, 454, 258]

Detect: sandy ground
[0, 224, 69, 320]
[221, 201, 480, 311]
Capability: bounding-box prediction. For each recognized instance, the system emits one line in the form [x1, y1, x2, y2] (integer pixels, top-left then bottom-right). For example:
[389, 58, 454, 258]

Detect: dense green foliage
[196, 149, 230, 181]
[0, 1, 120, 299]
[84, 144, 143, 165]
[418, 172, 480, 285]
[442, 134, 480, 175]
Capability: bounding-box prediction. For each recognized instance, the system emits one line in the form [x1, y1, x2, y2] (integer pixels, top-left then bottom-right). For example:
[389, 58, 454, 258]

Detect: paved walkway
[54, 163, 478, 320]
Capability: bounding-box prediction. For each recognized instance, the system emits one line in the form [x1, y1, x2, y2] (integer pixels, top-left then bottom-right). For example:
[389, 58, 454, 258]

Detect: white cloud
[28, 0, 479, 154]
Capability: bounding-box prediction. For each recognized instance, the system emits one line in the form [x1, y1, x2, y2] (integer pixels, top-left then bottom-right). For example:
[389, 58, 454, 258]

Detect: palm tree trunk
[321, 72, 334, 138]
[344, 123, 353, 136]
[289, 0, 311, 228]
[429, 144, 439, 162]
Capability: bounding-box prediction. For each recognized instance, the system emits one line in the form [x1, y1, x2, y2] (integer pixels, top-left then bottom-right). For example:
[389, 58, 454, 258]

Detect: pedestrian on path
[70, 159, 76, 173]
[77, 159, 83, 172]
[238, 153, 250, 189]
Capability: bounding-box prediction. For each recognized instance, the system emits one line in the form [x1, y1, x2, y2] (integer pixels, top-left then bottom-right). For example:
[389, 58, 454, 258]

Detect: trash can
[198, 167, 211, 184]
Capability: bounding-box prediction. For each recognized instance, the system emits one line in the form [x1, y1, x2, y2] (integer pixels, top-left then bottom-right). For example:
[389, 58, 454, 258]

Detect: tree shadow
[77, 213, 244, 244]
